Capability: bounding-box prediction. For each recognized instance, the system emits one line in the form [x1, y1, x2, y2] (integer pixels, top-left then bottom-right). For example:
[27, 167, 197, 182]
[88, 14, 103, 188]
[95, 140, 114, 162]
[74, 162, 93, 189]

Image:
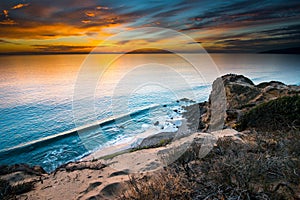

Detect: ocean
[0, 53, 299, 172]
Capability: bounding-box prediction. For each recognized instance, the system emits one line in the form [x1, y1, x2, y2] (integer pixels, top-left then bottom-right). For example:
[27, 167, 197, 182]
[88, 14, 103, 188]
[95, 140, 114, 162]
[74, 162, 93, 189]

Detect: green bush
[238, 95, 300, 131]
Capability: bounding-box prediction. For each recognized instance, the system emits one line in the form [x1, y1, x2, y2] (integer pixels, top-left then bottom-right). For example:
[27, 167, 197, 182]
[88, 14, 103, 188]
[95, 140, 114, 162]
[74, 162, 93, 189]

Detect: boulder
[189, 74, 300, 131]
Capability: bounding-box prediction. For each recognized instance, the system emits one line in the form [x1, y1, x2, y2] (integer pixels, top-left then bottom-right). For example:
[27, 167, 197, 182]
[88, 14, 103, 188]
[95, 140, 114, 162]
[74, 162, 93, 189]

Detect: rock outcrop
[192, 74, 300, 131]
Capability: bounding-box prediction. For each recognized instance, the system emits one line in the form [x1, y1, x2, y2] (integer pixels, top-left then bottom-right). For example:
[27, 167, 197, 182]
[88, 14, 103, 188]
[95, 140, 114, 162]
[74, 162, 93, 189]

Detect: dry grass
[120, 128, 300, 199]
[120, 168, 194, 200]
[0, 178, 34, 200]
[119, 95, 300, 199]
[191, 130, 300, 199]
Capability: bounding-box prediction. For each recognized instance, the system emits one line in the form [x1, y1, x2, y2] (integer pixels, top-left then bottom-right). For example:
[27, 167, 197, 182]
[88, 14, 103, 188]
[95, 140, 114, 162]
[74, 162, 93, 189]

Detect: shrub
[120, 168, 194, 200]
[238, 95, 300, 131]
[0, 178, 34, 200]
[120, 129, 300, 200]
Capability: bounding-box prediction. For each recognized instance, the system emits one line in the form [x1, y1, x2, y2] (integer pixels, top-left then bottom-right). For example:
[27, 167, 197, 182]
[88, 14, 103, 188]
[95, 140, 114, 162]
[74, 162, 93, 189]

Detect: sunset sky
[0, 0, 299, 54]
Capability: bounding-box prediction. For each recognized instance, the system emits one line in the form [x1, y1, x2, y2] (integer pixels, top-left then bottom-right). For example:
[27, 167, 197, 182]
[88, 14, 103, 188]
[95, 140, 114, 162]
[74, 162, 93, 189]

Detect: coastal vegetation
[238, 95, 300, 131]
[120, 75, 300, 199]
[121, 95, 300, 199]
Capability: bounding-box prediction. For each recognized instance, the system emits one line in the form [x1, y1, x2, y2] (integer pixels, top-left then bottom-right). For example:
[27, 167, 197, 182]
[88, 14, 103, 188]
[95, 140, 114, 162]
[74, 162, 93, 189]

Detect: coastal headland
[1, 74, 299, 200]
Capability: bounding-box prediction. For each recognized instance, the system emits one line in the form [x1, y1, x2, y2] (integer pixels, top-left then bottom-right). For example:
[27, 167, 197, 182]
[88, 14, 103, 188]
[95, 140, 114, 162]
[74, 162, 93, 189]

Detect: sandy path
[18, 129, 240, 200]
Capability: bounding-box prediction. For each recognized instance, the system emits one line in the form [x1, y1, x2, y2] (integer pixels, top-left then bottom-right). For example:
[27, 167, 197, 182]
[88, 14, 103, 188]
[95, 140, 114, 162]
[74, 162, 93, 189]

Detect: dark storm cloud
[181, 0, 300, 31]
[0, 0, 116, 27]
[2, 0, 299, 30]
[213, 34, 300, 53]
[259, 24, 300, 37]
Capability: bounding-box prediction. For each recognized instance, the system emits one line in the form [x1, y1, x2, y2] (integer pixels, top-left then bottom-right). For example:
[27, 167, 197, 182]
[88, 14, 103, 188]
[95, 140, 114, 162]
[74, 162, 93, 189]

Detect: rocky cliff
[192, 74, 300, 131]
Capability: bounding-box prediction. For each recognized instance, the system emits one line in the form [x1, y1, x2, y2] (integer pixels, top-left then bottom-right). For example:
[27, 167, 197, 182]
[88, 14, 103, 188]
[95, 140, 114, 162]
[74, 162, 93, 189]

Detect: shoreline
[95, 128, 240, 174]
[0, 104, 162, 154]
[0, 102, 188, 172]
[82, 118, 189, 162]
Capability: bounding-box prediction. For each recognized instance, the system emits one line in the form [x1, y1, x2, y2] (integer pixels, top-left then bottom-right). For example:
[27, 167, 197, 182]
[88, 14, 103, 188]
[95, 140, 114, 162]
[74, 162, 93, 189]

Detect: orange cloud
[31, 44, 96, 52]
[0, 19, 17, 25]
[0, 21, 119, 41]
[1, 10, 17, 25]
[81, 20, 91, 24]
[0, 24, 83, 39]
[3, 10, 9, 17]
[11, 3, 30, 10]
[85, 12, 95, 17]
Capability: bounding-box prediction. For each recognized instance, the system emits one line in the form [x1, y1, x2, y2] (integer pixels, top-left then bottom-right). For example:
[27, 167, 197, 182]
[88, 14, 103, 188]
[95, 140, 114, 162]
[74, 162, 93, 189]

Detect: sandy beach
[14, 128, 240, 200]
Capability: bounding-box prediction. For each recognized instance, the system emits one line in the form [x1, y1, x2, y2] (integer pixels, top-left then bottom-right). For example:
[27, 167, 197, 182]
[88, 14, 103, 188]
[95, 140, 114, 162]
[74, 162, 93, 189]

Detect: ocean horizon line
[1, 51, 298, 56]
